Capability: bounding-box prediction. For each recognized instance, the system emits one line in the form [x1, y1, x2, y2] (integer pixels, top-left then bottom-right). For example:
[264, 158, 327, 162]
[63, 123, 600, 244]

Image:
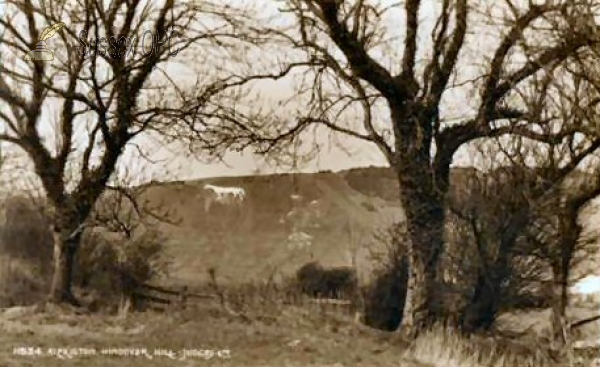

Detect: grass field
[0, 299, 425, 367]
[3, 294, 597, 367]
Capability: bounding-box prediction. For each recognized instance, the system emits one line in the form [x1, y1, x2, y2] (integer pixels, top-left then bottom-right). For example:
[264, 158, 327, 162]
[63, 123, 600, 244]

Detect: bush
[295, 261, 358, 300]
[362, 256, 407, 331]
[361, 224, 409, 331]
[0, 195, 53, 274]
[0, 195, 53, 306]
[0, 256, 48, 307]
[74, 227, 170, 311]
[444, 166, 559, 331]
[0, 188, 171, 311]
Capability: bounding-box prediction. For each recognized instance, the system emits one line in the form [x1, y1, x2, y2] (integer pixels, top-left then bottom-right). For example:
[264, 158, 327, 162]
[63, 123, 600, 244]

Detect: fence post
[179, 285, 188, 310]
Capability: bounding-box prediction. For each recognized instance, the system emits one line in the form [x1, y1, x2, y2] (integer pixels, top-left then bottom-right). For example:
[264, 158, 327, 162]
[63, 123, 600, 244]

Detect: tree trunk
[550, 209, 578, 348]
[119, 263, 139, 314]
[119, 291, 133, 318]
[49, 227, 82, 306]
[551, 216, 576, 348]
[398, 175, 445, 336]
[459, 207, 529, 332]
[460, 272, 502, 332]
[550, 264, 569, 349]
[387, 101, 451, 336]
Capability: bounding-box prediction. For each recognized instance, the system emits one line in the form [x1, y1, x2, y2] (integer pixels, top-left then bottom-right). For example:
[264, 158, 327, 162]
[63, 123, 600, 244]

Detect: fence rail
[308, 298, 352, 306]
[132, 281, 355, 315]
[132, 283, 215, 311]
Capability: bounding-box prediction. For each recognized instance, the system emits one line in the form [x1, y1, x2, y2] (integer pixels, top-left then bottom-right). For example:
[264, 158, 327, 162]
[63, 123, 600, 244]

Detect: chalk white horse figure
[203, 184, 246, 212]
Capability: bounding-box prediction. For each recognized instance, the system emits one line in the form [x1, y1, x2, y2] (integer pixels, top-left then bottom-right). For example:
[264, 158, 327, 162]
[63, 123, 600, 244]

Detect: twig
[569, 314, 600, 330]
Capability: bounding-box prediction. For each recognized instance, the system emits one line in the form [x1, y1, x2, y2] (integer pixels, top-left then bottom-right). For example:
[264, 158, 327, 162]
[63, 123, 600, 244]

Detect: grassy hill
[136, 167, 404, 286]
[132, 165, 600, 287]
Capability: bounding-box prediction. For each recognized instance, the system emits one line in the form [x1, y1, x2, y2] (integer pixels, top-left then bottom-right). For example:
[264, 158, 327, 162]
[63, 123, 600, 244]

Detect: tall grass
[404, 325, 555, 367]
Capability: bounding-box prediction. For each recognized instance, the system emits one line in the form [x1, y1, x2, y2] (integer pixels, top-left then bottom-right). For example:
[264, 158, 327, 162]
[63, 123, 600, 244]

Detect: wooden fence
[132, 283, 216, 312]
[132, 282, 354, 315]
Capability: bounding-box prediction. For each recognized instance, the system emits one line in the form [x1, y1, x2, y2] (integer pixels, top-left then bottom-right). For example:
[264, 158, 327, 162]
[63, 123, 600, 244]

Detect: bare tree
[446, 60, 600, 336]
[0, 0, 254, 305]
[446, 160, 545, 330]
[507, 61, 600, 347]
[524, 180, 600, 348]
[182, 0, 600, 334]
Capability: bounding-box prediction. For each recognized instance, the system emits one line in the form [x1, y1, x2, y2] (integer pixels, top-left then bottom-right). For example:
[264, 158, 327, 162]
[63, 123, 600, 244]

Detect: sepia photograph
[1, 0, 600, 366]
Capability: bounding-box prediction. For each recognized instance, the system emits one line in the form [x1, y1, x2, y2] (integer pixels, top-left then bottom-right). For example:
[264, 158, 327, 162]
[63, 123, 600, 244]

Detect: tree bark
[398, 169, 446, 335]
[550, 213, 578, 348]
[48, 226, 82, 306]
[460, 272, 502, 332]
[550, 264, 569, 349]
[384, 97, 450, 336]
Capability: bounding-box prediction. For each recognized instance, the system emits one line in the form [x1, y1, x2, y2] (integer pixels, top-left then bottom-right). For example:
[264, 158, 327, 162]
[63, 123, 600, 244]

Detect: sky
[131, 0, 483, 181]
[572, 275, 600, 295]
[0, 0, 401, 185]
[0, 0, 549, 186]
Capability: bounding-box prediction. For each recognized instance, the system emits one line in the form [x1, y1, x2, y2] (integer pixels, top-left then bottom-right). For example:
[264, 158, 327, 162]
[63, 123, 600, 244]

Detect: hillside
[133, 166, 600, 287]
[136, 167, 404, 286]
[3, 165, 596, 287]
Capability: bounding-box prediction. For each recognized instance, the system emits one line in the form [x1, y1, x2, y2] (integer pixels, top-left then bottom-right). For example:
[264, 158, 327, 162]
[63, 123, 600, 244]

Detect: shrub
[361, 224, 409, 331]
[74, 227, 170, 311]
[295, 261, 358, 300]
[0, 256, 48, 307]
[0, 186, 171, 312]
[0, 195, 53, 274]
[0, 195, 53, 306]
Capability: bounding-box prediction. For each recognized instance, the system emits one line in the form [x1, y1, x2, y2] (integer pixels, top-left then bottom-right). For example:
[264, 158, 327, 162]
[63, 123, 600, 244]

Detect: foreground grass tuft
[406, 326, 541, 367]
